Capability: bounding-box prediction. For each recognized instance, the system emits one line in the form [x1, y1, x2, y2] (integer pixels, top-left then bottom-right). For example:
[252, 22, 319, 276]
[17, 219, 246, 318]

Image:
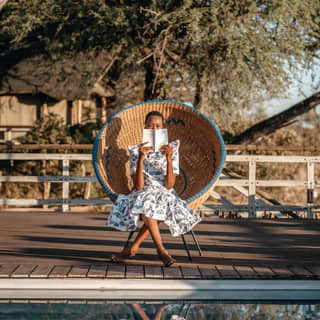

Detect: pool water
[0, 301, 320, 319]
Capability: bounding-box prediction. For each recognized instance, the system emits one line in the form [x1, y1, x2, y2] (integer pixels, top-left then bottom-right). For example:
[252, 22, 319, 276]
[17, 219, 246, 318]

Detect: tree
[1, 0, 320, 127]
[231, 91, 320, 144]
[5, 113, 103, 200]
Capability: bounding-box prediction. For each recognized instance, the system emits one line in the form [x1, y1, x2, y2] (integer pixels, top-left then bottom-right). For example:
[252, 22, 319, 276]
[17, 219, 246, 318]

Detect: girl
[108, 111, 201, 267]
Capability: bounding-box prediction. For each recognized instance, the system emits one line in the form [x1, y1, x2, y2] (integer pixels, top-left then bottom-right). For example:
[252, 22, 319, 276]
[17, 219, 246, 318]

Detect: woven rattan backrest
[92, 100, 226, 210]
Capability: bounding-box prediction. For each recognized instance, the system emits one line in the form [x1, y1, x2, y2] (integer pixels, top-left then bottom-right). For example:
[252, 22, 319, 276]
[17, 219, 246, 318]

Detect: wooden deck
[0, 210, 320, 280]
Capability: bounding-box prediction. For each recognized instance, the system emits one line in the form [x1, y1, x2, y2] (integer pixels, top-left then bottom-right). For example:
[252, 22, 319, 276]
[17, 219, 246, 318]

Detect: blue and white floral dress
[107, 140, 201, 237]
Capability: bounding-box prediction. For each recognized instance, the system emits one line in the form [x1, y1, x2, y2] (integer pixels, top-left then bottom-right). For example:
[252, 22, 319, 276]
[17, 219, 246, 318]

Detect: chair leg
[181, 234, 192, 261]
[127, 229, 200, 261]
[190, 230, 203, 256]
[125, 231, 135, 248]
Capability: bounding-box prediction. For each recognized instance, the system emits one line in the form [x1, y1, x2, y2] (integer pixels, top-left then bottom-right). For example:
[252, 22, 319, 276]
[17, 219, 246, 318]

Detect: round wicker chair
[92, 100, 226, 259]
[93, 100, 226, 206]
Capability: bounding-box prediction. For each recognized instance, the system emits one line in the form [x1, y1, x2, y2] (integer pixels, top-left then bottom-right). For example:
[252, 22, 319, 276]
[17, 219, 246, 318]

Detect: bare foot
[111, 246, 136, 262]
[158, 250, 175, 267]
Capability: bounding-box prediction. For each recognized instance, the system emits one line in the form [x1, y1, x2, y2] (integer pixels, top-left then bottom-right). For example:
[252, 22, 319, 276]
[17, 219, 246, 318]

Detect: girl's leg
[130, 223, 149, 253]
[111, 217, 175, 266]
[141, 215, 175, 267]
[111, 223, 150, 262]
[120, 219, 163, 255]
[141, 215, 165, 252]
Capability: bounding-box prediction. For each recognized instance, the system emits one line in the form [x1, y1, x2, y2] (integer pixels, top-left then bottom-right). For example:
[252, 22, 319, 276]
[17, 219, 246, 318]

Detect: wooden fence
[0, 126, 32, 143]
[0, 145, 319, 218]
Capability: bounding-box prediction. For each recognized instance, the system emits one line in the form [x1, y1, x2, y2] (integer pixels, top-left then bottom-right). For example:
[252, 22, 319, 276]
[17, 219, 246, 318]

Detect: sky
[263, 64, 320, 116]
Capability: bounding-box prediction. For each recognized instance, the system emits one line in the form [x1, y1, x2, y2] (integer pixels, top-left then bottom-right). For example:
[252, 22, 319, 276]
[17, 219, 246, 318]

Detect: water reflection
[0, 302, 319, 319]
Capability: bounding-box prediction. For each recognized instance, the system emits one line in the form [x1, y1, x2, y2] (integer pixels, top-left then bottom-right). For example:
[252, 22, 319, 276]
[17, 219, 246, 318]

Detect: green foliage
[1, 0, 320, 127]
[2, 113, 104, 200]
[19, 112, 100, 146]
[0, 0, 129, 54]
[68, 122, 100, 144]
[20, 113, 73, 145]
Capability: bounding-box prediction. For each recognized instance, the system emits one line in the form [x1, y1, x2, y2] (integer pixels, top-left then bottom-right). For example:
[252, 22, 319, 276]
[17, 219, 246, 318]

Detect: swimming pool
[1, 301, 319, 319]
[1, 278, 320, 319]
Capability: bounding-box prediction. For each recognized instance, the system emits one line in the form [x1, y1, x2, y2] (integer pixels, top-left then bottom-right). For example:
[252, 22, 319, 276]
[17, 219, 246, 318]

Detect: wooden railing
[214, 155, 319, 218]
[0, 153, 106, 212]
[0, 126, 32, 143]
[0, 145, 319, 218]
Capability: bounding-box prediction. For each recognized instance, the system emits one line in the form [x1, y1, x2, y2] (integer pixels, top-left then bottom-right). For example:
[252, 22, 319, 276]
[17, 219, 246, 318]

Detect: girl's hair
[145, 111, 165, 123]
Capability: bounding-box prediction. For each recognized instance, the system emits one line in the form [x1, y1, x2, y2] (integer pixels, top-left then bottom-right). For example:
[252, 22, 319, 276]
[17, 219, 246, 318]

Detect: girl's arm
[132, 142, 153, 190]
[160, 145, 176, 190]
[165, 157, 176, 189]
[132, 157, 145, 190]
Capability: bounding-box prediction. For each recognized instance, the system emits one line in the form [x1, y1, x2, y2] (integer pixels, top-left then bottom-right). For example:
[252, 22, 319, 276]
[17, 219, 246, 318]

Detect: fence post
[248, 159, 256, 218]
[307, 161, 314, 219]
[6, 128, 12, 142]
[43, 182, 51, 209]
[81, 163, 91, 200]
[62, 159, 70, 212]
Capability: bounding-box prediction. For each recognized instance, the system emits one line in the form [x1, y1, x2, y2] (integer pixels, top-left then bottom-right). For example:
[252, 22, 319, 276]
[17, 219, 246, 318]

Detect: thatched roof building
[0, 51, 114, 101]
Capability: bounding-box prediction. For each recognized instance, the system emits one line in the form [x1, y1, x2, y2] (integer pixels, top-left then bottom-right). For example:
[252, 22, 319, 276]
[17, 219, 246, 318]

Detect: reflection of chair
[92, 100, 226, 260]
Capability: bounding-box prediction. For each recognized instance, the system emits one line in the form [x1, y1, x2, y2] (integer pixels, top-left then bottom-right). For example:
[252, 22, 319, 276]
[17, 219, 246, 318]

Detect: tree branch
[231, 91, 320, 144]
[0, 0, 8, 12]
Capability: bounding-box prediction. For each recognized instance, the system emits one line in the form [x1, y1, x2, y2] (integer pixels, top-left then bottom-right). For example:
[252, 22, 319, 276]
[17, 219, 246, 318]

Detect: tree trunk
[144, 62, 156, 101]
[231, 91, 320, 144]
[143, 60, 166, 101]
[193, 71, 201, 108]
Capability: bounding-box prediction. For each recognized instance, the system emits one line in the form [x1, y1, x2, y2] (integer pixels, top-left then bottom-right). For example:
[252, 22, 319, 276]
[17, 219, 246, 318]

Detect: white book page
[142, 129, 168, 151]
[155, 129, 168, 151]
[142, 129, 154, 148]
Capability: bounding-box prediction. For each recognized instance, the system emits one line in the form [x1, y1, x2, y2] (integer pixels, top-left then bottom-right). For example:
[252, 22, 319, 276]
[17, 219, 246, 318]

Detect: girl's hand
[159, 144, 172, 160]
[139, 142, 154, 160]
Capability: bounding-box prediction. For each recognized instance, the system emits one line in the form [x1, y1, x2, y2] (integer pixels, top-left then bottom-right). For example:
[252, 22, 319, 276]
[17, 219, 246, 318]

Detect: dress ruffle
[108, 182, 201, 237]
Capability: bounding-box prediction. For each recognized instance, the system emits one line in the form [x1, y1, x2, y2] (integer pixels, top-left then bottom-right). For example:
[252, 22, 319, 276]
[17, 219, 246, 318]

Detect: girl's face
[144, 115, 164, 130]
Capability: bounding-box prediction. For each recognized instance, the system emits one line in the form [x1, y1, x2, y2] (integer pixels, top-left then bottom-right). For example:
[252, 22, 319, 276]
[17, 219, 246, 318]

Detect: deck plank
[87, 264, 108, 278]
[11, 264, 37, 278]
[30, 265, 54, 278]
[251, 266, 276, 278]
[215, 265, 240, 278]
[180, 266, 202, 279]
[198, 266, 220, 279]
[163, 266, 182, 279]
[287, 265, 314, 278]
[270, 266, 295, 278]
[107, 264, 125, 278]
[126, 264, 145, 279]
[233, 265, 259, 279]
[144, 265, 163, 279]
[48, 266, 72, 278]
[305, 265, 320, 278]
[68, 265, 90, 278]
[0, 263, 318, 280]
[0, 265, 19, 278]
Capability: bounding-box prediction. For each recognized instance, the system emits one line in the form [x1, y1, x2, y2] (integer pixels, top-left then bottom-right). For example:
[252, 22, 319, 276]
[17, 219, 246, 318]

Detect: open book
[142, 129, 168, 151]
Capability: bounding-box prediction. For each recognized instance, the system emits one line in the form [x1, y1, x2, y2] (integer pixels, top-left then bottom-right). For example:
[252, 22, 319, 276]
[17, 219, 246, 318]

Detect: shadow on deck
[0, 210, 320, 279]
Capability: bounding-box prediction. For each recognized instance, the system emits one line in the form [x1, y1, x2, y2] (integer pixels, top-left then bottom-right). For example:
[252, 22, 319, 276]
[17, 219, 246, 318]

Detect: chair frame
[125, 229, 203, 261]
